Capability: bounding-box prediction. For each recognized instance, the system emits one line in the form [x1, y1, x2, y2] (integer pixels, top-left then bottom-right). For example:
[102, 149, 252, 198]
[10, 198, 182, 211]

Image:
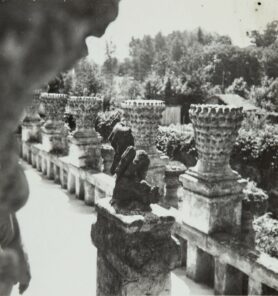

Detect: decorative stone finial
[40, 93, 68, 125]
[68, 96, 103, 132]
[121, 100, 165, 153]
[189, 104, 243, 180]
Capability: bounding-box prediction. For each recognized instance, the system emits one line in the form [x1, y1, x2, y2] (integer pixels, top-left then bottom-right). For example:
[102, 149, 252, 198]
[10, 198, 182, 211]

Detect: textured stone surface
[121, 100, 169, 193]
[92, 198, 177, 296]
[67, 96, 103, 169]
[189, 104, 243, 180]
[0, 0, 119, 293]
[180, 105, 245, 235]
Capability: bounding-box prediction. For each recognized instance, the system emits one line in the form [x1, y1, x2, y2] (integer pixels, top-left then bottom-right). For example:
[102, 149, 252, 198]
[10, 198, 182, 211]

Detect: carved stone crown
[68, 96, 103, 130]
[40, 93, 68, 121]
[189, 104, 243, 179]
[121, 100, 165, 151]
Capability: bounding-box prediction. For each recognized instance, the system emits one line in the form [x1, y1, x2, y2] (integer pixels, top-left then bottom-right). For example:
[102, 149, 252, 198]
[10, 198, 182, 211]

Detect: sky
[86, 0, 278, 64]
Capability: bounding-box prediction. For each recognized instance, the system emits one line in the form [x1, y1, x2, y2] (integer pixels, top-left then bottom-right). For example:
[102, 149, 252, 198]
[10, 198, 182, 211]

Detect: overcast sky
[86, 0, 278, 64]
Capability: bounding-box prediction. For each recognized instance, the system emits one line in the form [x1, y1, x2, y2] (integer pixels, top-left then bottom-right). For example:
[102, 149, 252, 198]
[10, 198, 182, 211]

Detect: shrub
[95, 109, 122, 142]
[253, 213, 278, 258]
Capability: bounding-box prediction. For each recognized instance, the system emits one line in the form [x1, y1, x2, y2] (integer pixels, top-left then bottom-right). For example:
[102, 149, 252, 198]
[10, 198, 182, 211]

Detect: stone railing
[19, 102, 278, 296]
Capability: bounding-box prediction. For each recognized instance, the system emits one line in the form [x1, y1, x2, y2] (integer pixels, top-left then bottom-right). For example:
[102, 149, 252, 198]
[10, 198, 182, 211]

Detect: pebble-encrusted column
[91, 198, 177, 296]
[67, 96, 103, 170]
[121, 100, 169, 193]
[21, 89, 42, 143]
[40, 93, 68, 154]
[180, 105, 246, 235]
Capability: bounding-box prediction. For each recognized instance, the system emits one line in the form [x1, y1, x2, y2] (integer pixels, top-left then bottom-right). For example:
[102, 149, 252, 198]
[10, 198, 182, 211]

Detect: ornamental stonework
[40, 93, 68, 123]
[189, 104, 243, 179]
[121, 100, 165, 153]
[68, 96, 103, 131]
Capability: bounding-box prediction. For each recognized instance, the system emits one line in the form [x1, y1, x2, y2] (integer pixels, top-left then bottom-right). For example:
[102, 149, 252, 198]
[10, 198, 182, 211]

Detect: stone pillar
[21, 89, 42, 143]
[163, 161, 186, 209]
[68, 96, 103, 170]
[40, 93, 68, 154]
[101, 143, 115, 174]
[92, 198, 176, 296]
[121, 100, 169, 193]
[180, 105, 246, 235]
[248, 277, 263, 295]
[214, 257, 243, 295]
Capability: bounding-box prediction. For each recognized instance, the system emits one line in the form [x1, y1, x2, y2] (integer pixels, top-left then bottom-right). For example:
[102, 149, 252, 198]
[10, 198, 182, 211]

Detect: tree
[47, 74, 64, 93]
[72, 58, 103, 96]
[225, 77, 249, 98]
[249, 20, 278, 47]
[102, 41, 118, 78]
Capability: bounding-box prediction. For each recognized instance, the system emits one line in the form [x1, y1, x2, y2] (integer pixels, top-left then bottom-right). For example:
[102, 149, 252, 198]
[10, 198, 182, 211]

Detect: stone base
[42, 131, 66, 153]
[21, 121, 41, 142]
[180, 172, 245, 234]
[91, 198, 177, 296]
[68, 136, 102, 170]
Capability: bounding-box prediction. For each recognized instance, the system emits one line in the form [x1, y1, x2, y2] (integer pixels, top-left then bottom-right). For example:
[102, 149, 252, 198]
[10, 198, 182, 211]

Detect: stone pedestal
[214, 257, 243, 295]
[91, 198, 177, 296]
[121, 100, 169, 193]
[67, 96, 103, 170]
[21, 90, 43, 143]
[40, 93, 68, 154]
[163, 161, 186, 209]
[180, 105, 245, 235]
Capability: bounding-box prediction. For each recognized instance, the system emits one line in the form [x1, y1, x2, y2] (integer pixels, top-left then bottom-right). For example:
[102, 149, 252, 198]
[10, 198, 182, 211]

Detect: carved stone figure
[108, 122, 134, 175]
[111, 146, 160, 213]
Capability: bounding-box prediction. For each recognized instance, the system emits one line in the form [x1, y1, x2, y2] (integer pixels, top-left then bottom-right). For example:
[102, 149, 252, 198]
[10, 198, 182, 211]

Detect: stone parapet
[91, 198, 177, 296]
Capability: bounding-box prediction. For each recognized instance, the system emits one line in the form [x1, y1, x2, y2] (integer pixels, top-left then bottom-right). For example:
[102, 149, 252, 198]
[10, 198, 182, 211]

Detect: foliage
[225, 77, 249, 98]
[249, 21, 278, 47]
[232, 116, 278, 171]
[95, 109, 122, 142]
[249, 76, 278, 112]
[253, 213, 278, 258]
[243, 180, 269, 204]
[47, 74, 64, 93]
[156, 124, 197, 166]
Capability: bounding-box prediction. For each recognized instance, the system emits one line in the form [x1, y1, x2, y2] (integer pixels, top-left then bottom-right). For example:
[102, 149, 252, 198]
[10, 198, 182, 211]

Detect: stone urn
[40, 93, 68, 153]
[67, 96, 103, 169]
[121, 100, 165, 154]
[40, 93, 68, 130]
[189, 104, 244, 180]
[68, 96, 103, 135]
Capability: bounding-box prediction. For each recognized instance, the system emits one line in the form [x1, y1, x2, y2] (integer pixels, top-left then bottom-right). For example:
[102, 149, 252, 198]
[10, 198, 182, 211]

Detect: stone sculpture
[108, 122, 135, 175]
[109, 122, 160, 213]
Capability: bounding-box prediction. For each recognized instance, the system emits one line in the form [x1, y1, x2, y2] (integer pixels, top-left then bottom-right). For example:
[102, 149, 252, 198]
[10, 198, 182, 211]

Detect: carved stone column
[121, 100, 169, 193]
[180, 105, 246, 235]
[91, 198, 177, 296]
[67, 96, 103, 170]
[21, 89, 42, 143]
[40, 93, 68, 154]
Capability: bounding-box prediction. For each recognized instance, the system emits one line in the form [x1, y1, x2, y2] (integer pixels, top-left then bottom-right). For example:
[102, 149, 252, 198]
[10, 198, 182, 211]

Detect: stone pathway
[12, 162, 212, 296]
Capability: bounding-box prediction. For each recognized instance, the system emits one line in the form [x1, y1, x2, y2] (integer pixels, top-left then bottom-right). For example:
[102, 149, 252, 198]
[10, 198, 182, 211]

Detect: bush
[253, 213, 278, 258]
[95, 109, 122, 142]
[156, 124, 197, 167]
